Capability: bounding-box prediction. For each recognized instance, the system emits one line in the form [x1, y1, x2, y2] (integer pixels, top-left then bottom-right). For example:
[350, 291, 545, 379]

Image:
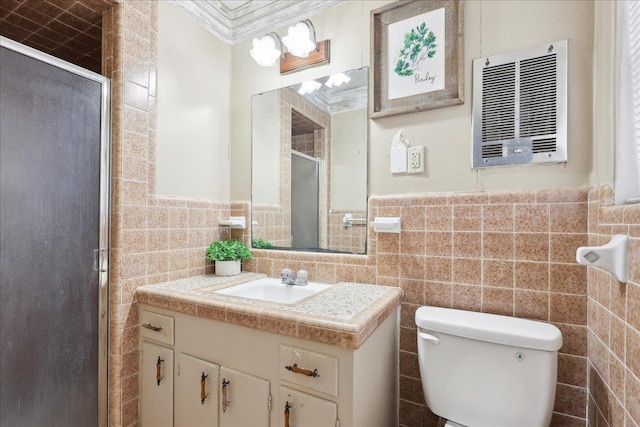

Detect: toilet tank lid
[415, 306, 562, 351]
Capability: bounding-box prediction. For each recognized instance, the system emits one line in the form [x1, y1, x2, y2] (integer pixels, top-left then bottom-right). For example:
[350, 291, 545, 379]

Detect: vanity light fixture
[298, 80, 322, 95]
[249, 33, 283, 67]
[249, 19, 329, 74]
[325, 72, 351, 88]
[282, 19, 317, 58]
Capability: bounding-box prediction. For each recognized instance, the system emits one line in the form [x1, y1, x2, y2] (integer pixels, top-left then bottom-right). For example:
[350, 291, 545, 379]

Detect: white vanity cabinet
[139, 303, 398, 427]
[279, 386, 338, 427]
[219, 367, 271, 426]
[140, 310, 175, 427]
[141, 341, 174, 427]
[174, 353, 219, 426]
[139, 308, 273, 427]
[278, 344, 339, 426]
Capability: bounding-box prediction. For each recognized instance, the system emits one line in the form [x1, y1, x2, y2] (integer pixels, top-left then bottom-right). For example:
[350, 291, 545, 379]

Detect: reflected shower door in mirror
[251, 67, 368, 254]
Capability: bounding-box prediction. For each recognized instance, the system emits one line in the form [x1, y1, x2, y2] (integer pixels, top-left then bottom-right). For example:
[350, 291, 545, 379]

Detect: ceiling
[173, 0, 343, 45]
[292, 109, 322, 136]
[0, 0, 117, 73]
[297, 67, 369, 114]
[0, 0, 343, 74]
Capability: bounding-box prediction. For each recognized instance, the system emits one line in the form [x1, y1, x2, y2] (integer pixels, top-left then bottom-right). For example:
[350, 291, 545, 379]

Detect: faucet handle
[281, 268, 293, 279]
[296, 270, 308, 283]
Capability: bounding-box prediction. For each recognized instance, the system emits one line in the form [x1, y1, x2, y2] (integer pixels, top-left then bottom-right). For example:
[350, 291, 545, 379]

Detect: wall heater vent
[472, 40, 567, 168]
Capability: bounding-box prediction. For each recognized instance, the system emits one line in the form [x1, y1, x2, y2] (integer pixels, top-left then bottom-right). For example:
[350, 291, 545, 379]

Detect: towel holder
[576, 234, 628, 283]
[219, 216, 246, 230]
[370, 217, 401, 233]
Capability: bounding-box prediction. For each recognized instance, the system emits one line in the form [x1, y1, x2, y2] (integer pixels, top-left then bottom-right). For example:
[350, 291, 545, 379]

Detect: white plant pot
[215, 260, 241, 276]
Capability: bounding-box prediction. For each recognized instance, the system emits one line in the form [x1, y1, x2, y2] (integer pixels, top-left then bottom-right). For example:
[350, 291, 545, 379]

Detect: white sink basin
[215, 278, 331, 304]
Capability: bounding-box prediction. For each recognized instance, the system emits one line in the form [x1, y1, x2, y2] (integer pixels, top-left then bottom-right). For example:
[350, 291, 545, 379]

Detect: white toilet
[415, 306, 563, 427]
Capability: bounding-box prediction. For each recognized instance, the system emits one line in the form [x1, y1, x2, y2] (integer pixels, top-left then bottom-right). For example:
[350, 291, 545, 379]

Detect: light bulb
[250, 35, 281, 67]
[282, 22, 316, 58]
[325, 73, 351, 88]
[298, 80, 322, 95]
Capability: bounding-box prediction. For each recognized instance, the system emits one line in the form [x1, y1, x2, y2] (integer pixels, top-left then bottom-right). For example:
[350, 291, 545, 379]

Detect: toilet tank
[415, 307, 562, 427]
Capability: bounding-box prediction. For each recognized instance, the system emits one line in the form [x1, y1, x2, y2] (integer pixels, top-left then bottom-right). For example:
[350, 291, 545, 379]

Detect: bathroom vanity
[136, 273, 401, 427]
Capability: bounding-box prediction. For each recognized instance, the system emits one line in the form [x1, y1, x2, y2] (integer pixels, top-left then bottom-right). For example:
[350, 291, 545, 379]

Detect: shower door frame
[0, 36, 110, 427]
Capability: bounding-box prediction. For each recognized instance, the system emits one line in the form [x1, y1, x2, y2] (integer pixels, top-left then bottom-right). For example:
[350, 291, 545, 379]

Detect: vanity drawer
[140, 310, 174, 346]
[279, 344, 338, 396]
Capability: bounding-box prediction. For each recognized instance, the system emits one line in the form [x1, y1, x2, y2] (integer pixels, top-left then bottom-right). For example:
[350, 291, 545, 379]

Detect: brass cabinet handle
[221, 378, 231, 412]
[285, 363, 319, 377]
[284, 401, 292, 427]
[142, 323, 163, 332]
[200, 372, 209, 404]
[156, 357, 164, 385]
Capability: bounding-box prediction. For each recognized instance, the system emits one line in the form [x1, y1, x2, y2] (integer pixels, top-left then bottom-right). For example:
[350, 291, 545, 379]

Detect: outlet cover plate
[408, 146, 425, 174]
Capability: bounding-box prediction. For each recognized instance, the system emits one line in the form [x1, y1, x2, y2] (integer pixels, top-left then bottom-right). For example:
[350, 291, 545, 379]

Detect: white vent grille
[481, 63, 516, 143]
[520, 54, 557, 137]
[472, 40, 567, 168]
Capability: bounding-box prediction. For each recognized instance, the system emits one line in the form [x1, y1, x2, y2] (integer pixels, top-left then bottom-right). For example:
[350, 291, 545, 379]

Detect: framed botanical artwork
[370, 0, 464, 119]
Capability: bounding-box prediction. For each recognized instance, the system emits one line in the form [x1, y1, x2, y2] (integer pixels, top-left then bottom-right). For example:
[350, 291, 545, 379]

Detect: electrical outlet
[407, 146, 425, 174]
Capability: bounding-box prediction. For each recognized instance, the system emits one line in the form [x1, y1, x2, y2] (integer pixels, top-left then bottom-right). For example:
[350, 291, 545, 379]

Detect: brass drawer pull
[284, 401, 292, 427]
[142, 323, 163, 332]
[285, 363, 319, 377]
[156, 357, 164, 385]
[201, 372, 209, 404]
[221, 378, 231, 412]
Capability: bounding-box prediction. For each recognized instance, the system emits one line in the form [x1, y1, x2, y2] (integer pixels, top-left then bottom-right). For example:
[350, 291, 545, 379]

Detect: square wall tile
[483, 204, 514, 232]
[550, 264, 587, 295]
[482, 287, 514, 316]
[514, 289, 549, 321]
[551, 294, 587, 325]
[452, 284, 481, 311]
[453, 205, 481, 231]
[452, 257, 482, 285]
[515, 261, 549, 291]
[482, 260, 514, 287]
[483, 232, 514, 260]
[515, 233, 549, 262]
[515, 204, 550, 233]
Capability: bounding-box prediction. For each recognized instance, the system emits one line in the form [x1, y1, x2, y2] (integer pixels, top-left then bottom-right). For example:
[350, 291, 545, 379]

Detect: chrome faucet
[280, 268, 309, 286]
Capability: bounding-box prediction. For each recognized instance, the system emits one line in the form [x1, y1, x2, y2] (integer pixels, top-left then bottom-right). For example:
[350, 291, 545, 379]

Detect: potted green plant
[205, 239, 253, 276]
[252, 239, 274, 249]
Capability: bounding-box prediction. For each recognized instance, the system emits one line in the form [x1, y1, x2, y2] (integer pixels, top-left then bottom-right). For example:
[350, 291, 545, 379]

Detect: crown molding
[173, 0, 344, 45]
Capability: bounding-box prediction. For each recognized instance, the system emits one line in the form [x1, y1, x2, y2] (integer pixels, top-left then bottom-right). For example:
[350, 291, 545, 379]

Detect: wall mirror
[251, 67, 368, 254]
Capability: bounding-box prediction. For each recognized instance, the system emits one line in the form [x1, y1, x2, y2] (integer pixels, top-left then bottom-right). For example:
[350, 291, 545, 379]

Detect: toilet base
[444, 420, 466, 427]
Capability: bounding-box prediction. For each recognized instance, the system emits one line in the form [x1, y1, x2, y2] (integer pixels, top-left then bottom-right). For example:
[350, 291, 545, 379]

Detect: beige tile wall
[292, 133, 314, 156]
[328, 209, 367, 253]
[103, 4, 248, 426]
[246, 187, 591, 427]
[104, 3, 634, 427]
[586, 186, 640, 427]
[251, 203, 291, 247]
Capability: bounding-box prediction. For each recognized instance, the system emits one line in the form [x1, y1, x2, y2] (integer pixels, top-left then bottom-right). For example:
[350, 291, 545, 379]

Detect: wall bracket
[576, 234, 629, 283]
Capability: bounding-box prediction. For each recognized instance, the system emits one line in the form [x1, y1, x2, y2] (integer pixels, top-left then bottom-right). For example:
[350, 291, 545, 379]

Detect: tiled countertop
[136, 272, 402, 349]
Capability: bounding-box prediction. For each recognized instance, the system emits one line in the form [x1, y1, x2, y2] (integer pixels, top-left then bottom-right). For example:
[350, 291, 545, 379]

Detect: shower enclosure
[0, 37, 109, 426]
[291, 151, 320, 249]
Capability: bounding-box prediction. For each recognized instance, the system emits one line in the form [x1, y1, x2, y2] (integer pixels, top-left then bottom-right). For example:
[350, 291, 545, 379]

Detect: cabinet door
[219, 367, 270, 427]
[279, 386, 337, 427]
[175, 353, 220, 427]
[141, 341, 174, 427]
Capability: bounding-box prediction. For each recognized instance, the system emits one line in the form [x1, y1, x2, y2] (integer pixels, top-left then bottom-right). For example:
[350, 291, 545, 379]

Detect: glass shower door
[0, 38, 109, 427]
[291, 151, 320, 249]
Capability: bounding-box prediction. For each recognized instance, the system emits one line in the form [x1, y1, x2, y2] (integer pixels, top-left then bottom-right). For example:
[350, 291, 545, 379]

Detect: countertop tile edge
[136, 275, 402, 349]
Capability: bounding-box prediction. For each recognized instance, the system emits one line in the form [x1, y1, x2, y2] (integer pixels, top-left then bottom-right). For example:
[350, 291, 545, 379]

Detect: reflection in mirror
[251, 67, 368, 254]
